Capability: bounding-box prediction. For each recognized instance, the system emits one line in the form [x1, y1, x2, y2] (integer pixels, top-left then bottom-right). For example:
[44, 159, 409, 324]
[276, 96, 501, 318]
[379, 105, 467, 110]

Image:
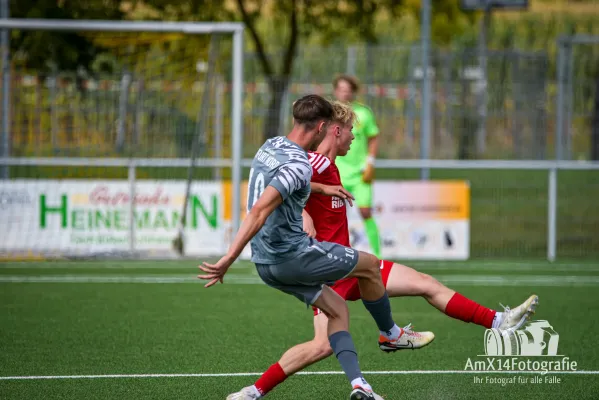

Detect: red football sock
[445, 293, 496, 329]
[254, 363, 288, 396]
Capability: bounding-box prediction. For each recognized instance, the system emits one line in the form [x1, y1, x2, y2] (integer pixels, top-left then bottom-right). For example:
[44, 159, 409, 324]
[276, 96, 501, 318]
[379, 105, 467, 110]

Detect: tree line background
[4, 0, 599, 160]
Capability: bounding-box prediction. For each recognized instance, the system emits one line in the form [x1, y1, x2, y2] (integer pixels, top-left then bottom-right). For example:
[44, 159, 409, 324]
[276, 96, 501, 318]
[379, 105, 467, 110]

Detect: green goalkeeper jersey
[336, 102, 380, 185]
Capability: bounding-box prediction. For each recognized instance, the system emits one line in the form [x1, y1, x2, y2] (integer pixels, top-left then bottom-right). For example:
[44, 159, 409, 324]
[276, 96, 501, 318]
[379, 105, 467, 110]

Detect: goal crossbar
[0, 18, 244, 33]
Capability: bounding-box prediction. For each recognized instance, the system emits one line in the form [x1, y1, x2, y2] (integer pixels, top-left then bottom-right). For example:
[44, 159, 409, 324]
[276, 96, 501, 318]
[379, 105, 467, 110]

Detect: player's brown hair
[330, 100, 356, 126]
[292, 94, 334, 130]
[332, 74, 360, 93]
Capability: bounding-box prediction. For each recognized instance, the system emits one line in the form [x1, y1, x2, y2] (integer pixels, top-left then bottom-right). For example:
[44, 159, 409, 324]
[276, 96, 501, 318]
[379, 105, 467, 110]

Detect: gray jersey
[248, 136, 312, 264]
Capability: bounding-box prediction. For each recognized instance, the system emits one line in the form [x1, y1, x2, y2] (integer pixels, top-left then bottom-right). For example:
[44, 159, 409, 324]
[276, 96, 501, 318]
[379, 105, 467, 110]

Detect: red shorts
[312, 260, 394, 316]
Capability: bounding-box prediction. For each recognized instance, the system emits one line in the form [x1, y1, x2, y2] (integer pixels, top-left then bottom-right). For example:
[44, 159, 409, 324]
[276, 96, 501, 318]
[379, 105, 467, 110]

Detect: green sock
[364, 217, 381, 259]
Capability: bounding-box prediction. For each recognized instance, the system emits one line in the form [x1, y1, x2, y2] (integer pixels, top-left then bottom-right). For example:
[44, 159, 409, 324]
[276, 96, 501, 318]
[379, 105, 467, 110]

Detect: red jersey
[306, 152, 350, 246]
[306, 151, 395, 315]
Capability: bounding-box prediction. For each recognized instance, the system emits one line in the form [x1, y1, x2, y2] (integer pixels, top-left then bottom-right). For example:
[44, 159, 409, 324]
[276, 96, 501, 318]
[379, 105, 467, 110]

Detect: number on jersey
[247, 167, 265, 211]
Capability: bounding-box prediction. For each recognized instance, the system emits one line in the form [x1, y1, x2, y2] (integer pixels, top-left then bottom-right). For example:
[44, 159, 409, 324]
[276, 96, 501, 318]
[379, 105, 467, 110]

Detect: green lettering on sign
[153, 210, 169, 229]
[114, 211, 126, 230]
[171, 211, 181, 229]
[191, 195, 218, 229]
[40, 195, 68, 228]
[71, 209, 84, 230]
[95, 210, 112, 229]
[135, 211, 151, 229]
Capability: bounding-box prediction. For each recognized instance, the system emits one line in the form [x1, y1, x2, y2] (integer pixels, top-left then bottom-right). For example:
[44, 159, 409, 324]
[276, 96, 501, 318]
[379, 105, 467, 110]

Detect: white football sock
[351, 377, 372, 391]
[380, 324, 402, 340]
[249, 385, 262, 398]
[492, 312, 504, 329]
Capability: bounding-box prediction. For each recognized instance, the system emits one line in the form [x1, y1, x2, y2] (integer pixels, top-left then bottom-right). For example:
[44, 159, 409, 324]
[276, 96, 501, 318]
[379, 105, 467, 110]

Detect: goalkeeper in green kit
[333, 74, 382, 258]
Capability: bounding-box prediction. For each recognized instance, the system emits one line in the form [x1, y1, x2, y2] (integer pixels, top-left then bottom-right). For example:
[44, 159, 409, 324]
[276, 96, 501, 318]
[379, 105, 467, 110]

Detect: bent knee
[313, 340, 334, 359]
[320, 294, 348, 321]
[358, 251, 381, 277]
[360, 251, 379, 268]
[327, 299, 348, 320]
[419, 272, 442, 296]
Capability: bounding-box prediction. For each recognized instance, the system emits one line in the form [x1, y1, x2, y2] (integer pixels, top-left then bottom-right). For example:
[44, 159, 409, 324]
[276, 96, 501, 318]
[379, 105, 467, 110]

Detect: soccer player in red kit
[227, 101, 539, 400]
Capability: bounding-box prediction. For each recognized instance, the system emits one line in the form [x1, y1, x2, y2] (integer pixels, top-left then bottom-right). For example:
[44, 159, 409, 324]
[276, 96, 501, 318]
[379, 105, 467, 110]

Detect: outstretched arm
[198, 186, 283, 287]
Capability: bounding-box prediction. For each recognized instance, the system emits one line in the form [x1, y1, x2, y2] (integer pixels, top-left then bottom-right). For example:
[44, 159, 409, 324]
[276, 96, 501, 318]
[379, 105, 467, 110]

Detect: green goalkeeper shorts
[344, 180, 373, 209]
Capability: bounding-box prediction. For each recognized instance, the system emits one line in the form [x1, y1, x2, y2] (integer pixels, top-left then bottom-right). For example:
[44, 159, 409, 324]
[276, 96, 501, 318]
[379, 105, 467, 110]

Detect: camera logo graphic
[484, 320, 559, 356]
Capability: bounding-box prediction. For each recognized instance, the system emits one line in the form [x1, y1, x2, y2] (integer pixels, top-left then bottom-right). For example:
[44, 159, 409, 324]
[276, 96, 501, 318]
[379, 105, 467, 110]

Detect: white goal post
[0, 18, 245, 239]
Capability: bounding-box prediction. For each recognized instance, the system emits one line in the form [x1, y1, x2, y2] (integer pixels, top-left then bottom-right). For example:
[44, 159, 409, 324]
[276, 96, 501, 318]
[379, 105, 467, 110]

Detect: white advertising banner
[1, 180, 470, 260]
[347, 181, 470, 260]
[0, 180, 228, 256]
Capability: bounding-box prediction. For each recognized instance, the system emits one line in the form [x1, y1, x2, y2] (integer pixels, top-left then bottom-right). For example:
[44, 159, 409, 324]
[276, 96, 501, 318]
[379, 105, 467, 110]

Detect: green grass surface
[1, 259, 599, 399]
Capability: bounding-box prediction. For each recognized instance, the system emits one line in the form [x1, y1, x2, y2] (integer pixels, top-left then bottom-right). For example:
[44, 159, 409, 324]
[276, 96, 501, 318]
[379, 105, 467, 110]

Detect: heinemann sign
[0, 180, 229, 256]
[40, 194, 218, 230]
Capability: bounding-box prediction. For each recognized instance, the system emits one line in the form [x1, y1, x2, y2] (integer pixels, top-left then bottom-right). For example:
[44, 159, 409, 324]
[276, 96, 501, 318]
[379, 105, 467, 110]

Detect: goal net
[0, 20, 244, 259]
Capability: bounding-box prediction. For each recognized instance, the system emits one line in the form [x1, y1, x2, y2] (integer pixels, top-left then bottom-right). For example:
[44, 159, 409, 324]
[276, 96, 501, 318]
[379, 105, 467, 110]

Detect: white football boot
[378, 323, 435, 352]
[497, 294, 539, 333]
[350, 386, 385, 400]
[226, 386, 260, 400]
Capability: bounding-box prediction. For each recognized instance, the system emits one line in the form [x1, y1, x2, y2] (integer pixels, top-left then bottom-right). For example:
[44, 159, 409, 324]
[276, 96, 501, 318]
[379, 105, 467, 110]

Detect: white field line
[436, 275, 599, 286]
[2, 275, 599, 286]
[418, 265, 599, 272]
[0, 275, 262, 284]
[1, 262, 599, 272]
[1, 370, 599, 380]
[407, 261, 599, 269]
[0, 263, 255, 270]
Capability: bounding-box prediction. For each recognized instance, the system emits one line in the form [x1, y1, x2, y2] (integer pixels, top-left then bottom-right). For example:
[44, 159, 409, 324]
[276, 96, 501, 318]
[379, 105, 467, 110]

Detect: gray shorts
[255, 239, 359, 306]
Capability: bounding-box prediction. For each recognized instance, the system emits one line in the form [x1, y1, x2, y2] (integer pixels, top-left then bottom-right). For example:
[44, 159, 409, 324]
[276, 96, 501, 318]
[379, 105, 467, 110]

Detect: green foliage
[10, 1, 597, 80]
[7, 0, 599, 157]
[10, 0, 123, 71]
[402, 0, 476, 45]
[131, 0, 234, 21]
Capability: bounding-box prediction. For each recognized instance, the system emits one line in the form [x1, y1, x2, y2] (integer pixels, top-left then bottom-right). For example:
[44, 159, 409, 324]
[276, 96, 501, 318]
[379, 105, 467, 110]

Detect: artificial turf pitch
[1, 259, 598, 399]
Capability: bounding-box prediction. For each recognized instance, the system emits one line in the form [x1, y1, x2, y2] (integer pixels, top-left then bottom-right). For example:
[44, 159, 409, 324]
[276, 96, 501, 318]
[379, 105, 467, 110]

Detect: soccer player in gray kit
[199, 94, 404, 400]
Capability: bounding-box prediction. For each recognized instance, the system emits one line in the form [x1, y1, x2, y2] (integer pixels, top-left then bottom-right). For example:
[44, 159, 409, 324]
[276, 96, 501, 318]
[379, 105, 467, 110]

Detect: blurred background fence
[4, 43, 599, 161]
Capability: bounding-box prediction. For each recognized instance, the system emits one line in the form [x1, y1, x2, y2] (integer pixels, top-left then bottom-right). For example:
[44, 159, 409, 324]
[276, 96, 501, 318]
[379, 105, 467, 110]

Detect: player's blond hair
[330, 100, 356, 126]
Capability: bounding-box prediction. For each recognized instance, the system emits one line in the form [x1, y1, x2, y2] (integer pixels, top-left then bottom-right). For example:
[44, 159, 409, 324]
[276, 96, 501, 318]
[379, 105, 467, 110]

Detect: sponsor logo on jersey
[332, 196, 344, 209]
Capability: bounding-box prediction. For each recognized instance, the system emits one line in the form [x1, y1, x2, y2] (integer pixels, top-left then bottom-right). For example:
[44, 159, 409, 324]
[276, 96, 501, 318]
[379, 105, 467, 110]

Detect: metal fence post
[279, 82, 291, 138]
[116, 70, 131, 153]
[133, 78, 144, 147]
[420, 0, 432, 179]
[346, 45, 357, 76]
[406, 44, 417, 145]
[556, 39, 566, 161]
[476, 7, 491, 156]
[1, 0, 10, 179]
[213, 74, 223, 181]
[565, 45, 574, 160]
[443, 51, 453, 141]
[128, 161, 136, 254]
[547, 166, 557, 262]
[49, 66, 59, 151]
